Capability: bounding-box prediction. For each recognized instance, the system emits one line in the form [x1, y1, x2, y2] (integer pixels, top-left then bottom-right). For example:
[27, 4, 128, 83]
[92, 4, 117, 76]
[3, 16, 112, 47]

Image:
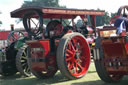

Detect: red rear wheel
[57, 32, 90, 79]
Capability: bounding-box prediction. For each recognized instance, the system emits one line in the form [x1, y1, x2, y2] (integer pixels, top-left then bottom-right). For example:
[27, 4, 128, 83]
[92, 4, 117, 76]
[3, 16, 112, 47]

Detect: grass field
[0, 61, 128, 85]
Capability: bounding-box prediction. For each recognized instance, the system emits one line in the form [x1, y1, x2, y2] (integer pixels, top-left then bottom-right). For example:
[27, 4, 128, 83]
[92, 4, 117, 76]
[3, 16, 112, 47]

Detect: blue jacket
[114, 17, 128, 28]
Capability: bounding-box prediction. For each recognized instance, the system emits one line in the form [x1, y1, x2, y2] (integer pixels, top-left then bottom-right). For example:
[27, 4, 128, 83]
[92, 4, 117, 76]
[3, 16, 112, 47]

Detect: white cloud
[59, 0, 128, 13]
[0, 0, 24, 30]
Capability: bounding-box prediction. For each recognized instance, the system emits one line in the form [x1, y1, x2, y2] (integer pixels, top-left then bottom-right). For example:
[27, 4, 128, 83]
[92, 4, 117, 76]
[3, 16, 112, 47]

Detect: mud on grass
[0, 62, 128, 85]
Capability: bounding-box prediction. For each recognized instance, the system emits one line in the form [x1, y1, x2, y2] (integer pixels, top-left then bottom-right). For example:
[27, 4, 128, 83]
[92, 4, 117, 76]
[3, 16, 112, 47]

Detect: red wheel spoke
[75, 62, 78, 74]
[66, 57, 73, 61]
[77, 63, 84, 71]
[68, 62, 74, 70]
[66, 49, 74, 55]
[75, 42, 80, 51]
[76, 58, 82, 62]
[73, 65, 77, 74]
[65, 53, 70, 57]
[71, 42, 76, 52]
[68, 40, 71, 50]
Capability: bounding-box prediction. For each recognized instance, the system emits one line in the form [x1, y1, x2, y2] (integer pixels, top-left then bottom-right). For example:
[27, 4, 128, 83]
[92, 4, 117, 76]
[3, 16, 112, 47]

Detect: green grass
[0, 61, 128, 85]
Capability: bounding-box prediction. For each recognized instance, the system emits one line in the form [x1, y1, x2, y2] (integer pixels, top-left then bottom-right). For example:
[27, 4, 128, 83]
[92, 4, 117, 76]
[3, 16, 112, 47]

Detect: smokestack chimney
[10, 24, 14, 31]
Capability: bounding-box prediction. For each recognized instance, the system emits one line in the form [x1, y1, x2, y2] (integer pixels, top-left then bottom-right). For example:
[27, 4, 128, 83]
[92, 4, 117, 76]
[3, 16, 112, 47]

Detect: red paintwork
[27, 40, 57, 71]
[0, 30, 28, 40]
[125, 43, 128, 54]
[96, 24, 128, 76]
[11, 7, 104, 18]
[102, 38, 127, 57]
[27, 40, 50, 71]
[99, 27, 128, 75]
[0, 31, 11, 40]
[11, 7, 105, 75]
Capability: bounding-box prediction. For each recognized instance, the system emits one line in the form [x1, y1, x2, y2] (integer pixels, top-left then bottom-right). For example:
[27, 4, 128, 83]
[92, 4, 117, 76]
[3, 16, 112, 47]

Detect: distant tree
[96, 11, 110, 26]
[110, 12, 117, 18]
[22, 0, 65, 8]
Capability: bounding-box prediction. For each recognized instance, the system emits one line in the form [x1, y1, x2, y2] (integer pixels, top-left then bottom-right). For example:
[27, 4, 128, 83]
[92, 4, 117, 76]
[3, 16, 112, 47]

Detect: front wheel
[16, 45, 32, 77]
[57, 32, 91, 79]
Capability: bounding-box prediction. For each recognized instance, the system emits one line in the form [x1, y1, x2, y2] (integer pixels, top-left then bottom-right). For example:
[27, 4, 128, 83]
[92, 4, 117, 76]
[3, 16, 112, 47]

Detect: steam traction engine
[94, 5, 128, 83]
[0, 30, 31, 77]
[11, 7, 104, 79]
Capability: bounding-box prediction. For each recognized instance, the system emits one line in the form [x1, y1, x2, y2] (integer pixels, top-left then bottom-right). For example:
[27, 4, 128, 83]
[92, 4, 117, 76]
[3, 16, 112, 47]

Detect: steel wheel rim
[21, 49, 31, 75]
[23, 11, 43, 36]
[65, 35, 90, 77]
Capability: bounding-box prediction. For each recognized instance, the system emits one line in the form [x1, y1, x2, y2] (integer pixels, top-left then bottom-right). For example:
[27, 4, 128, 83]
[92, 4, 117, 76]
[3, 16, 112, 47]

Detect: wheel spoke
[22, 63, 27, 68]
[75, 42, 80, 51]
[24, 66, 28, 72]
[21, 61, 26, 64]
[23, 51, 27, 57]
[25, 66, 29, 73]
[75, 62, 78, 74]
[66, 57, 72, 61]
[35, 22, 39, 29]
[68, 40, 72, 50]
[73, 65, 77, 74]
[77, 63, 84, 71]
[21, 56, 27, 60]
[66, 49, 74, 55]
[76, 58, 82, 62]
[71, 40, 76, 52]
[11, 34, 16, 41]
[21, 59, 26, 62]
[65, 53, 70, 57]
[30, 18, 38, 27]
[68, 62, 74, 70]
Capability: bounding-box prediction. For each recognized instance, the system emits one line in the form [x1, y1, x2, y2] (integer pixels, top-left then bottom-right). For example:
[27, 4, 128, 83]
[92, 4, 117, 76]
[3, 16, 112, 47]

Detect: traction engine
[94, 5, 128, 83]
[11, 6, 104, 79]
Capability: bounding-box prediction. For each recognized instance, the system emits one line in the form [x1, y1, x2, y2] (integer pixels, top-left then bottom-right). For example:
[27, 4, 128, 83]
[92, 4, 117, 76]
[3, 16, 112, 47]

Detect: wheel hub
[74, 52, 79, 59]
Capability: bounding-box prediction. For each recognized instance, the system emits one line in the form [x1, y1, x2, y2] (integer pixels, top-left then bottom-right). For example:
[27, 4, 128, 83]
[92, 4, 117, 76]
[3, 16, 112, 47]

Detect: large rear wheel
[57, 32, 91, 79]
[94, 38, 124, 83]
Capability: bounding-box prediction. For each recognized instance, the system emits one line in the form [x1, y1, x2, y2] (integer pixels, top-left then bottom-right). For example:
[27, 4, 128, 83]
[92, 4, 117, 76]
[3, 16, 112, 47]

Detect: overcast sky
[0, 0, 128, 30]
